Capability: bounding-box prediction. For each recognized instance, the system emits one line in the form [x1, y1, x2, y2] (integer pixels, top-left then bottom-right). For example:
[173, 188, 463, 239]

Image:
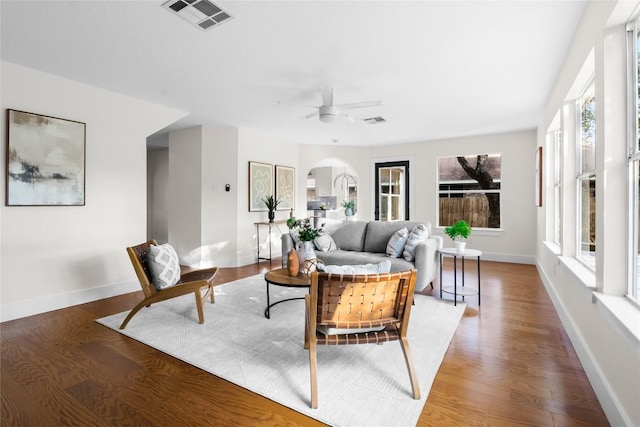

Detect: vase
[297, 241, 316, 268]
[345, 207, 353, 217]
[287, 250, 299, 276]
[268, 210, 275, 223]
[455, 240, 466, 253]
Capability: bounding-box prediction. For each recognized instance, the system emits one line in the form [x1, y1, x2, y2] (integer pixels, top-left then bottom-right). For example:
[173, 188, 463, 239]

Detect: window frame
[627, 14, 640, 303]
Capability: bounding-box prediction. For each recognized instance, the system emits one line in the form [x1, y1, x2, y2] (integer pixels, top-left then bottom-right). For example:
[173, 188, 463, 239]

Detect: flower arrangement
[444, 220, 471, 241]
[341, 200, 355, 210]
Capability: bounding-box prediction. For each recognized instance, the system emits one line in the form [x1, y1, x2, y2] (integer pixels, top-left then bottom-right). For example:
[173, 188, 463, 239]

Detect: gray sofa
[281, 219, 442, 292]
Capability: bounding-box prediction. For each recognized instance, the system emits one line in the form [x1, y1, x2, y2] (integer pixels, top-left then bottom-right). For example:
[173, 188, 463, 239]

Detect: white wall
[0, 62, 186, 321]
[371, 130, 537, 263]
[536, 1, 640, 426]
[147, 148, 169, 244]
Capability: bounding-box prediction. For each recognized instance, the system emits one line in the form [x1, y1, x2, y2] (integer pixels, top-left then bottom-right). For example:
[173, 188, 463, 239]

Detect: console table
[438, 247, 482, 306]
[255, 220, 287, 265]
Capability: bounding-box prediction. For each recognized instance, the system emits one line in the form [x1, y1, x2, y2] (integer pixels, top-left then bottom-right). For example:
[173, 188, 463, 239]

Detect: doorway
[375, 160, 409, 221]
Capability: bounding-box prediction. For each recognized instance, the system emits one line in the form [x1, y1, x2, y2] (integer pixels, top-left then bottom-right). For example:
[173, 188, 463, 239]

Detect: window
[438, 154, 502, 228]
[550, 128, 562, 246]
[577, 82, 596, 269]
[375, 161, 409, 221]
[628, 15, 640, 302]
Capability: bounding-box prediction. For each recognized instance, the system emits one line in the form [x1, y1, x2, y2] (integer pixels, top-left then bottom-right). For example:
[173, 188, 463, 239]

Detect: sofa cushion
[386, 227, 409, 258]
[328, 221, 368, 251]
[147, 243, 181, 290]
[314, 229, 338, 252]
[403, 224, 429, 261]
[363, 220, 424, 253]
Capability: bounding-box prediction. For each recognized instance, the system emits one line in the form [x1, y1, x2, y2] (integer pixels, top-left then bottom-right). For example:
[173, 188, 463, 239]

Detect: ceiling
[1, 1, 586, 147]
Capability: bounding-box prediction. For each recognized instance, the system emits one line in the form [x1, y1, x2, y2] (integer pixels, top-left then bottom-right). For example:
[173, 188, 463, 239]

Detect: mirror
[306, 158, 358, 222]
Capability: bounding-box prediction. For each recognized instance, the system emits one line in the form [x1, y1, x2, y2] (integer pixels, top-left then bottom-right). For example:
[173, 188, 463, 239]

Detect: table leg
[461, 255, 466, 302]
[265, 280, 271, 319]
[478, 256, 481, 305]
[453, 255, 457, 306]
[439, 253, 443, 300]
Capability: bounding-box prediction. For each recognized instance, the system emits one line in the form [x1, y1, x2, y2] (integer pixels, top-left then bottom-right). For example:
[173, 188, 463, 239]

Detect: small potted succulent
[262, 195, 281, 223]
[444, 220, 471, 252]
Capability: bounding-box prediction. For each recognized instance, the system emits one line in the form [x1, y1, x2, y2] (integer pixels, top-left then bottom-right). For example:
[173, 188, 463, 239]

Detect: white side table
[438, 247, 482, 306]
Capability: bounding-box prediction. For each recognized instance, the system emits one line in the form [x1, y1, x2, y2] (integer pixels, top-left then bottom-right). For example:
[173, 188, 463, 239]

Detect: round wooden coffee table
[264, 268, 310, 319]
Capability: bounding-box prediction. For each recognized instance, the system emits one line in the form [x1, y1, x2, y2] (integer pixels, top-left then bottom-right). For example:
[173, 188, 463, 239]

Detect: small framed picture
[248, 161, 273, 211]
[275, 165, 295, 210]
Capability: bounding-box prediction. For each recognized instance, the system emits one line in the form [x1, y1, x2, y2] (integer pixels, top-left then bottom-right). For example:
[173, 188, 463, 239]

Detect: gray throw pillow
[402, 224, 429, 261]
[147, 243, 181, 290]
[386, 227, 409, 258]
[316, 260, 391, 274]
[314, 230, 338, 252]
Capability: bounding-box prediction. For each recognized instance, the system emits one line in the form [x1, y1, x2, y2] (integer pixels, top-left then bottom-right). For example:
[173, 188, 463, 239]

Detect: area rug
[97, 274, 465, 427]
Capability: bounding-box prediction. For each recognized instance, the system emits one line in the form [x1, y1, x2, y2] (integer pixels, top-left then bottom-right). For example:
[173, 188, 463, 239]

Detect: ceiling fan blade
[337, 100, 384, 110]
[303, 110, 320, 119]
[321, 87, 334, 106]
[338, 110, 355, 122]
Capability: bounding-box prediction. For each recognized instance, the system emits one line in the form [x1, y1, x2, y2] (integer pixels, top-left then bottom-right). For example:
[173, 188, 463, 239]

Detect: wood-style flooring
[1, 259, 610, 426]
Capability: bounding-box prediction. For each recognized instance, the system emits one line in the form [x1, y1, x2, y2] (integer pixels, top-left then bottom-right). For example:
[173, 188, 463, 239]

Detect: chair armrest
[282, 233, 295, 268]
[413, 236, 442, 292]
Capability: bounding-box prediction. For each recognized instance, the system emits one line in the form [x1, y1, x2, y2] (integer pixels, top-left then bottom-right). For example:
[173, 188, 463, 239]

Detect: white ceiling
[1, 0, 586, 147]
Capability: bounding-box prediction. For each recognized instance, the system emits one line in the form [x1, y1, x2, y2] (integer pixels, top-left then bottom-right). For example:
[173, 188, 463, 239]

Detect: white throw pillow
[316, 260, 391, 275]
[317, 325, 385, 335]
[386, 227, 409, 258]
[314, 230, 338, 252]
[147, 243, 181, 290]
[402, 224, 429, 261]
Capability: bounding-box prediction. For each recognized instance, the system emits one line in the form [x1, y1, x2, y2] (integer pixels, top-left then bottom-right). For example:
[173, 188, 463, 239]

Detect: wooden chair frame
[304, 269, 420, 409]
[120, 240, 218, 329]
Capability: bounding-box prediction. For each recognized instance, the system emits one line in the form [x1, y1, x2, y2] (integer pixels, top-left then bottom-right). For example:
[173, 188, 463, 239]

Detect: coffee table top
[264, 268, 311, 287]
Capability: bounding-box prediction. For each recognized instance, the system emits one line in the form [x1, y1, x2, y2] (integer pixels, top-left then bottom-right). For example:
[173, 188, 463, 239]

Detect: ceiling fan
[281, 87, 383, 123]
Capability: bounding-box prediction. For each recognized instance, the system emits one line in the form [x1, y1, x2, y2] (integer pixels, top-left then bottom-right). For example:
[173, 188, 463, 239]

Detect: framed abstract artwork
[248, 161, 273, 211]
[275, 165, 295, 210]
[6, 109, 86, 206]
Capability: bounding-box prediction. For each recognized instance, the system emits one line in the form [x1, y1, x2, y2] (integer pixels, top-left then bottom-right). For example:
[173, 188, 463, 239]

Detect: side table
[255, 220, 287, 265]
[438, 247, 482, 306]
[264, 268, 311, 319]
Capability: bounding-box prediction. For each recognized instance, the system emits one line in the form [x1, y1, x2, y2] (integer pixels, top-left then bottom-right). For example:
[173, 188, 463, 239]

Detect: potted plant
[262, 195, 281, 223]
[444, 220, 471, 252]
[292, 218, 320, 266]
[342, 199, 355, 217]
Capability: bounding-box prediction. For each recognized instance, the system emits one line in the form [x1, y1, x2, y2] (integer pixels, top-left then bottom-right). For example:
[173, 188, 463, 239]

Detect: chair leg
[120, 300, 150, 330]
[309, 341, 318, 409]
[399, 337, 421, 400]
[209, 283, 215, 303]
[194, 288, 204, 324]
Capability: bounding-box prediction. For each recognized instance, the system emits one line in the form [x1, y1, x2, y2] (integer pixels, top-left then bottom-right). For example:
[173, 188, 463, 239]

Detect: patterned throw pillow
[402, 224, 429, 262]
[147, 243, 181, 290]
[314, 230, 338, 252]
[386, 227, 409, 258]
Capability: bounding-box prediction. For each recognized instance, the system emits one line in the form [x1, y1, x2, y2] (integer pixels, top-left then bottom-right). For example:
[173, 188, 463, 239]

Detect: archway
[306, 158, 358, 223]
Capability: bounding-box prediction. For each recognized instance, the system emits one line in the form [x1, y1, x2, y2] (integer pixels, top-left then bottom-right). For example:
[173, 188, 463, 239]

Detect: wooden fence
[439, 196, 489, 228]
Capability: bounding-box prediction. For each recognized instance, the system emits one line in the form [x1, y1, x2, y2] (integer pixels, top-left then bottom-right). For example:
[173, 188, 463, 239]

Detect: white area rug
[97, 274, 465, 427]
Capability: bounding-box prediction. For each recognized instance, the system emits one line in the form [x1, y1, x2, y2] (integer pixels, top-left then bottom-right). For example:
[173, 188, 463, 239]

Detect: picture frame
[6, 109, 86, 206]
[275, 165, 295, 210]
[248, 161, 273, 211]
[535, 146, 543, 207]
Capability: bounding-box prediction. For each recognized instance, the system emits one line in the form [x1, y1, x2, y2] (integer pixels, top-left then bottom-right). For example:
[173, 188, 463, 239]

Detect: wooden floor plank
[1, 259, 610, 426]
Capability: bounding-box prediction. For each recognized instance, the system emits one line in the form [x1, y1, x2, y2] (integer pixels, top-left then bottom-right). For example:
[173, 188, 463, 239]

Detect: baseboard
[481, 252, 536, 264]
[0, 279, 139, 323]
[536, 262, 631, 427]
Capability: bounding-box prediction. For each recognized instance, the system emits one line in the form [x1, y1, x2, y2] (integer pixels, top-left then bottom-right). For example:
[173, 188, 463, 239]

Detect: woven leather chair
[120, 240, 218, 330]
[304, 269, 420, 408]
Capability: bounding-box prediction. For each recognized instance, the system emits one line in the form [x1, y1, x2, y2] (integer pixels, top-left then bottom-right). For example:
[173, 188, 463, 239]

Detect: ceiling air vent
[162, 0, 233, 31]
[363, 116, 386, 124]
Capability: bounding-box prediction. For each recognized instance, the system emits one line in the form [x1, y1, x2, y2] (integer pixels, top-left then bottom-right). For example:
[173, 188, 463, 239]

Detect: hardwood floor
[1, 260, 609, 426]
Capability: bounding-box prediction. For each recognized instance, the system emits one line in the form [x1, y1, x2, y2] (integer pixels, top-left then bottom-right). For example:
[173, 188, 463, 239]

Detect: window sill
[543, 240, 561, 256]
[559, 256, 596, 289]
[592, 293, 640, 343]
[434, 227, 504, 237]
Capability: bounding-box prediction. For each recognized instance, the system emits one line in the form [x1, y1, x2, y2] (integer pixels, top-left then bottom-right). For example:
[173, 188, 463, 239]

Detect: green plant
[293, 218, 320, 242]
[444, 220, 471, 240]
[262, 195, 281, 212]
[341, 199, 355, 210]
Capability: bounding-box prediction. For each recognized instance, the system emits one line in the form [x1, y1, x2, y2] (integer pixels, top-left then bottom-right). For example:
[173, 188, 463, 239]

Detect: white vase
[297, 241, 316, 267]
[455, 240, 466, 253]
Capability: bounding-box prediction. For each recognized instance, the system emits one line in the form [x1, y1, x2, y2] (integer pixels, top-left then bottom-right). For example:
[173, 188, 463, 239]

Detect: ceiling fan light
[319, 105, 337, 123]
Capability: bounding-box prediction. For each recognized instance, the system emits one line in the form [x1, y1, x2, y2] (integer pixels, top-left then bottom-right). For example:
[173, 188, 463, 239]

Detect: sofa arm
[281, 233, 295, 268]
[413, 235, 443, 292]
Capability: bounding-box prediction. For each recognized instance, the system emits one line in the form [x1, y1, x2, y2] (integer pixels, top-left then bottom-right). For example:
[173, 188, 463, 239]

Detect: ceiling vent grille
[162, 0, 233, 31]
[363, 116, 386, 124]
